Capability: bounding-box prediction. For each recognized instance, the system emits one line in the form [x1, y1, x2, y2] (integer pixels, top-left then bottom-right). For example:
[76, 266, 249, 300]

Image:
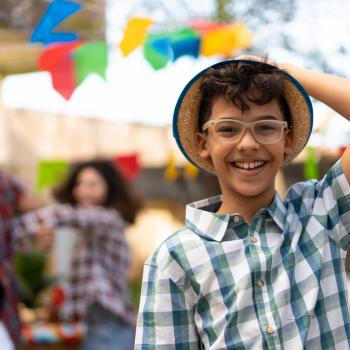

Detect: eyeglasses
[202, 119, 288, 144]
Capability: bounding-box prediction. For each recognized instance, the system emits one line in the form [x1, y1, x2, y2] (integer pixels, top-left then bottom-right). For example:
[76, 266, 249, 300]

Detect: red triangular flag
[113, 154, 140, 181]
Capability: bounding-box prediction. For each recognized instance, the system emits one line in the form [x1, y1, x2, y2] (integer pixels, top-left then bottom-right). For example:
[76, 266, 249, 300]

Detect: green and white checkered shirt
[135, 161, 350, 349]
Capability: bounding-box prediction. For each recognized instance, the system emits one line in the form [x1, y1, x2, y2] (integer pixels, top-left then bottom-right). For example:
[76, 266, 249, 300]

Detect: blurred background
[1, 0, 350, 348]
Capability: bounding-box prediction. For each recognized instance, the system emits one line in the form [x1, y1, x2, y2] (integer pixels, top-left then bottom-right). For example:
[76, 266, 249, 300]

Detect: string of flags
[30, 0, 253, 99]
[37, 152, 198, 191]
[37, 154, 141, 190]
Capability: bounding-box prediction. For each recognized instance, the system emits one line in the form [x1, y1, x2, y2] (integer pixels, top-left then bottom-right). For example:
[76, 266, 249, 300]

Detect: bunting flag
[30, 0, 82, 45]
[113, 154, 140, 181]
[38, 41, 107, 99]
[164, 153, 180, 181]
[38, 41, 82, 99]
[143, 34, 172, 70]
[37, 160, 69, 190]
[168, 28, 200, 61]
[184, 162, 199, 179]
[31, 11, 253, 98]
[73, 41, 108, 84]
[119, 17, 154, 57]
[200, 22, 253, 57]
[303, 146, 319, 180]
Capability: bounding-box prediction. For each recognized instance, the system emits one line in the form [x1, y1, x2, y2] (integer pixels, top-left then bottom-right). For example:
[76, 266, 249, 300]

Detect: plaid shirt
[135, 160, 350, 349]
[0, 172, 26, 349]
[12, 204, 135, 325]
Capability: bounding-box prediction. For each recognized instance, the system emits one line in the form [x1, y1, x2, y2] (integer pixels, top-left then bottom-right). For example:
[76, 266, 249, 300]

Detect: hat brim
[173, 59, 313, 174]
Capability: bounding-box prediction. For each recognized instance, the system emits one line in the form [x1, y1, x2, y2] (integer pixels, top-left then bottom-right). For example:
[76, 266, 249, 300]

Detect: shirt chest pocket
[282, 253, 320, 320]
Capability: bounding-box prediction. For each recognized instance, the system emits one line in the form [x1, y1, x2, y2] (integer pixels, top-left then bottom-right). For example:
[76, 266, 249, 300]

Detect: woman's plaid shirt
[12, 204, 135, 325]
[0, 173, 26, 349]
[135, 161, 350, 349]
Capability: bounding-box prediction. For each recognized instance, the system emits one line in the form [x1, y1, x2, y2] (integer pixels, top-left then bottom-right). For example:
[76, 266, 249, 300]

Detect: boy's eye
[216, 123, 241, 135]
[255, 123, 279, 133]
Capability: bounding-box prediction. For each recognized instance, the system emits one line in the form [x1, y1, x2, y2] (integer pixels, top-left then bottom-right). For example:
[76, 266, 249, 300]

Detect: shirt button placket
[250, 235, 257, 244]
[266, 326, 274, 335]
[257, 279, 265, 288]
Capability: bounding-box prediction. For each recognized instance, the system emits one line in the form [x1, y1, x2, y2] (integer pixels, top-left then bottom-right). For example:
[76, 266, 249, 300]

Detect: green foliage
[14, 250, 55, 309]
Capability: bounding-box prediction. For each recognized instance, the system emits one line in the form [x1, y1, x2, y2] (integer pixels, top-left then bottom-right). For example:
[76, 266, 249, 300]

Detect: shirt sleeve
[3, 173, 26, 210]
[134, 261, 200, 350]
[11, 204, 125, 248]
[316, 160, 350, 249]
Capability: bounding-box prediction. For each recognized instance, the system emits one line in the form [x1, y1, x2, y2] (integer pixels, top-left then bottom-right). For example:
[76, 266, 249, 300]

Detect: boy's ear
[196, 132, 210, 159]
[283, 129, 293, 158]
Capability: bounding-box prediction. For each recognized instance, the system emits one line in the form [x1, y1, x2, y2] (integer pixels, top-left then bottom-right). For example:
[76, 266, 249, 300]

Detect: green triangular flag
[37, 160, 69, 190]
[73, 41, 108, 84]
[303, 146, 319, 180]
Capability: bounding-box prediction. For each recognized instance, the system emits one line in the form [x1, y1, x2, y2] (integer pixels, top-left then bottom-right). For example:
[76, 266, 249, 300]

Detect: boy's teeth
[234, 161, 264, 169]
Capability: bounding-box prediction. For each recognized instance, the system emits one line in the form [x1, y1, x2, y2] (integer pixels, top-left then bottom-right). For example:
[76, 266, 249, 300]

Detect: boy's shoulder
[145, 224, 202, 267]
[285, 159, 344, 200]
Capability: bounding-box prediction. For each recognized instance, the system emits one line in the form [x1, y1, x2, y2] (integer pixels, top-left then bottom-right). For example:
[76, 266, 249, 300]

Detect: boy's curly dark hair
[53, 159, 142, 224]
[198, 60, 292, 130]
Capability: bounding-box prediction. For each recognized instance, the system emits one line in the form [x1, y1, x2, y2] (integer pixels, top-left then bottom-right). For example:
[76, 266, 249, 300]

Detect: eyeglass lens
[214, 120, 285, 144]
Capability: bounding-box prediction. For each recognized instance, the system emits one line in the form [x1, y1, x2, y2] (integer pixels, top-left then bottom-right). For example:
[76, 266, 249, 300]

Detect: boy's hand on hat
[235, 54, 279, 68]
[235, 55, 297, 78]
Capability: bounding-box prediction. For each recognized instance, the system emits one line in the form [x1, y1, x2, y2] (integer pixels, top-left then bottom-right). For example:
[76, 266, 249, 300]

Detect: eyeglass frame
[201, 118, 290, 144]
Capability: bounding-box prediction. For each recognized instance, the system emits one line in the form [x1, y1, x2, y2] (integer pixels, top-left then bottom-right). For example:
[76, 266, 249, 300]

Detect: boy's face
[197, 95, 293, 204]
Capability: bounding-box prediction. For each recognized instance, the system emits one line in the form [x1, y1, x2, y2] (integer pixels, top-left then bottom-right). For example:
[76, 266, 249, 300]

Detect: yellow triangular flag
[119, 17, 153, 57]
[201, 22, 253, 57]
[230, 22, 254, 50]
[184, 162, 199, 180]
[164, 152, 179, 181]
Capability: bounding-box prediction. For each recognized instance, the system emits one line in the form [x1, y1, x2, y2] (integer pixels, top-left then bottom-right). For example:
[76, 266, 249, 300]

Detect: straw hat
[173, 59, 313, 173]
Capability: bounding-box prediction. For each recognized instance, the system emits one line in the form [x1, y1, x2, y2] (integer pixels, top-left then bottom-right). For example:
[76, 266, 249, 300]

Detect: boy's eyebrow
[216, 115, 280, 121]
[256, 115, 279, 120]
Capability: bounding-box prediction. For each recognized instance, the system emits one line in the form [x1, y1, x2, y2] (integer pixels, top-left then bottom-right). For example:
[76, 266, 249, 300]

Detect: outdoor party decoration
[119, 17, 154, 57]
[200, 22, 253, 57]
[113, 154, 141, 181]
[143, 28, 201, 69]
[72, 41, 108, 84]
[36, 159, 69, 190]
[31, 3, 253, 98]
[303, 146, 320, 180]
[30, 0, 82, 45]
[184, 162, 200, 179]
[38, 41, 107, 99]
[164, 152, 180, 181]
[38, 41, 82, 99]
[164, 153, 199, 181]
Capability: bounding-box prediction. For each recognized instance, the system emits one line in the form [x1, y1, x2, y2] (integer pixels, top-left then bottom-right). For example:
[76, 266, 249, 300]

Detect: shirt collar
[185, 195, 230, 242]
[265, 192, 287, 231]
[185, 192, 287, 241]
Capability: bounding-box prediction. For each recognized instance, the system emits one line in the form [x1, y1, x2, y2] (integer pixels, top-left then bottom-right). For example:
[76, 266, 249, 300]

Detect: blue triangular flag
[30, 0, 82, 45]
[150, 37, 173, 60]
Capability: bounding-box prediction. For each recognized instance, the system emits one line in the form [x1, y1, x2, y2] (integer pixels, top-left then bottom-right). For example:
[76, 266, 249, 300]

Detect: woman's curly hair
[53, 159, 142, 224]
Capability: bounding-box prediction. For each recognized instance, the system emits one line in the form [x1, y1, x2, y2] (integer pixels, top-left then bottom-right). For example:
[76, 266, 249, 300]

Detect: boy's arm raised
[282, 63, 350, 181]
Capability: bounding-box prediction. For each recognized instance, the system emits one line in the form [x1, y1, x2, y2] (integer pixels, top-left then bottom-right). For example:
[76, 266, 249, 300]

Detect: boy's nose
[236, 128, 260, 150]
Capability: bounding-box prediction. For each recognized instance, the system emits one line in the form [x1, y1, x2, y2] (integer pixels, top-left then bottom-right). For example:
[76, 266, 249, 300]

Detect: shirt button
[257, 280, 265, 288]
[266, 326, 274, 334]
[250, 235, 257, 244]
[233, 216, 240, 223]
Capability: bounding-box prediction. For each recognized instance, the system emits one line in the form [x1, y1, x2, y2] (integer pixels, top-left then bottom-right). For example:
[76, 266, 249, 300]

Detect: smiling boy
[134, 58, 350, 349]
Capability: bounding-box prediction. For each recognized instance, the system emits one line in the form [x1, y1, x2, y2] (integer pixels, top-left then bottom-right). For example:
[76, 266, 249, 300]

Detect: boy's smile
[197, 96, 293, 218]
